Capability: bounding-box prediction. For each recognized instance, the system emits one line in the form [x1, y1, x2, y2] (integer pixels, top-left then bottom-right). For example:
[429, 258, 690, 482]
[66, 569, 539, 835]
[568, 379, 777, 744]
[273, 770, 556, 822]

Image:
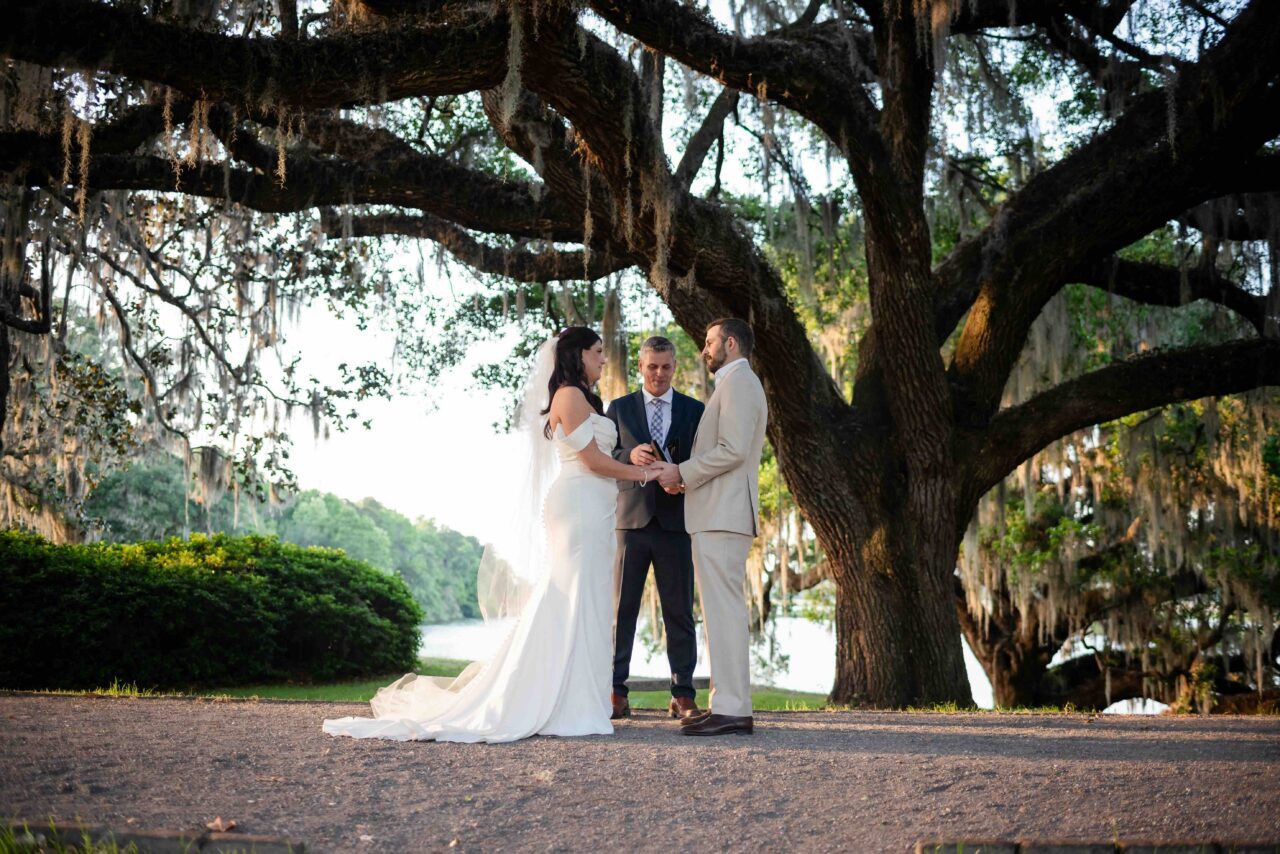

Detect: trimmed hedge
[0, 531, 424, 690]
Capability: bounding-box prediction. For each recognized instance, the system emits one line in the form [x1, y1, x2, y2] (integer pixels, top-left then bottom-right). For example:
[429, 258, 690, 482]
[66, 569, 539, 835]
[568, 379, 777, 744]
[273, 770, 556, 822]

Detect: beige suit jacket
[679, 362, 768, 537]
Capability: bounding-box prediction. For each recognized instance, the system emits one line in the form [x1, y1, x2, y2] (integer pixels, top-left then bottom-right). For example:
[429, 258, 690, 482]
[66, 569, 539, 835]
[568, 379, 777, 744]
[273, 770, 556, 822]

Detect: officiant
[605, 336, 705, 721]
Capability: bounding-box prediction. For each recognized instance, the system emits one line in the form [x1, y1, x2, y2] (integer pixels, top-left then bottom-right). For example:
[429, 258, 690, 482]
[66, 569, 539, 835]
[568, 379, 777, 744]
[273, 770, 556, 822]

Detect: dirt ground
[2, 694, 1278, 853]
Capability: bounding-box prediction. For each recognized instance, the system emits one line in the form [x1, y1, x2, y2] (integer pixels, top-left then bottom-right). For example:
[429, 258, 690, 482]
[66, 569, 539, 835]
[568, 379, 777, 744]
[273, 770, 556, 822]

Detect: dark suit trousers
[613, 519, 697, 699]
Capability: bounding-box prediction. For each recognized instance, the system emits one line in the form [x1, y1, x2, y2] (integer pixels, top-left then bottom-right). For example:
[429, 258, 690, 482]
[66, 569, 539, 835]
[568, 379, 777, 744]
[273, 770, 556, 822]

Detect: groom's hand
[655, 462, 682, 489]
[630, 445, 657, 465]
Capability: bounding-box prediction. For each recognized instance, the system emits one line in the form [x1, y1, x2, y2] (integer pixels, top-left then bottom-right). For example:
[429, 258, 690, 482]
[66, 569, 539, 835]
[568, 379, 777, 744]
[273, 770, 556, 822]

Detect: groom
[654, 318, 767, 737]
[605, 336, 705, 721]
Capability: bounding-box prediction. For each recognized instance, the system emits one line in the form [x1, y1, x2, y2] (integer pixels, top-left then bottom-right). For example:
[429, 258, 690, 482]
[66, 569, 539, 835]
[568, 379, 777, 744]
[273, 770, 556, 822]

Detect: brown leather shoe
[680, 713, 753, 736]
[679, 709, 712, 727]
[610, 692, 631, 720]
[668, 696, 700, 719]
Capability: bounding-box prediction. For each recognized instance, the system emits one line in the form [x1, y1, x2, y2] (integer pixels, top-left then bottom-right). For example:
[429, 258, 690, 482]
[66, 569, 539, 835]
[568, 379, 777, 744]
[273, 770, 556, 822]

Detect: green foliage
[327, 498, 482, 623]
[1170, 659, 1219, 715]
[82, 452, 249, 542]
[981, 492, 1103, 586]
[83, 454, 482, 623]
[1263, 433, 1280, 480]
[1, 317, 141, 530]
[0, 530, 423, 690]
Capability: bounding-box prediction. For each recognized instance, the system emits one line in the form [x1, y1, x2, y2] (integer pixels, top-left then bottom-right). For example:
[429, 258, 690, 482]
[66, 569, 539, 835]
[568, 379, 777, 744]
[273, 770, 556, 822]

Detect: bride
[323, 327, 661, 743]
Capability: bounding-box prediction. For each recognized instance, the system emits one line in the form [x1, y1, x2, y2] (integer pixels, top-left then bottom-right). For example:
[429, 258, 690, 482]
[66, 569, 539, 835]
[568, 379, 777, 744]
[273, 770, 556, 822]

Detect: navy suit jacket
[605, 389, 704, 532]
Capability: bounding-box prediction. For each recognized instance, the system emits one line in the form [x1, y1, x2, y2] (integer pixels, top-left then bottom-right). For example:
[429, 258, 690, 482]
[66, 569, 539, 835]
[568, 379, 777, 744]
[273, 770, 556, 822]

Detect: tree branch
[1182, 0, 1229, 28]
[1072, 256, 1268, 334]
[323, 212, 632, 282]
[1035, 13, 1145, 105]
[962, 338, 1280, 507]
[1, 130, 584, 242]
[674, 87, 738, 190]
[0, 0, 506, 108]
[0, 301, 50, 335]
[934, 155, 1280, 343]
[943, 0, 1145, 36]
[585, 0, 885, 182]
[1178, 192, 1280, 242]
[942, 0, 1280, 432]
[277, 0, 298, 40]
[473, 86, 648, 278]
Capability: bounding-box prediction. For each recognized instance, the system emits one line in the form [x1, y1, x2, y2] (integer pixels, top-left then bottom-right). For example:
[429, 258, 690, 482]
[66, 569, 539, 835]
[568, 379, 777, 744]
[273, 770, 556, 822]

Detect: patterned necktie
[649, 398, 664, 447]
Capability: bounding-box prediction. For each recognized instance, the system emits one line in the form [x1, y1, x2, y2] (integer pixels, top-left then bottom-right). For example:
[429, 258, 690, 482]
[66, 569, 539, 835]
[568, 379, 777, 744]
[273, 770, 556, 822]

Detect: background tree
[84, 452, 484, 622]
[956, 287, 1279, 711]
[2, 0, 1278, 707]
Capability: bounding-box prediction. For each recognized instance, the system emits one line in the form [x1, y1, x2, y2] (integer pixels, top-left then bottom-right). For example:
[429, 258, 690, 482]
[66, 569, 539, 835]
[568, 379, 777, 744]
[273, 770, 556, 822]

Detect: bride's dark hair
[541, 326, 605, 439]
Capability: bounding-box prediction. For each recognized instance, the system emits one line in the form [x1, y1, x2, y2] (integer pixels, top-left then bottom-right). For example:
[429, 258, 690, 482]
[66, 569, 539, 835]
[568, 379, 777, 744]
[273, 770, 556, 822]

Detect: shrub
[0, 531, 423, 690]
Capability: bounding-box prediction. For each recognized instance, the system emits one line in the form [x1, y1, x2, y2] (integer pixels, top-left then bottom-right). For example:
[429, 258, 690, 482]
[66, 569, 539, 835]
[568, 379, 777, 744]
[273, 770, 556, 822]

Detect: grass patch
[903, 702, 1073, 714]
[628, 687, 831, 712]
[16, 664, 1077, 714]
[28, 679, 158, 699]
[203, 659, 828, 710]
[2, 820, 143, 853]
[199, 657, 471, 701]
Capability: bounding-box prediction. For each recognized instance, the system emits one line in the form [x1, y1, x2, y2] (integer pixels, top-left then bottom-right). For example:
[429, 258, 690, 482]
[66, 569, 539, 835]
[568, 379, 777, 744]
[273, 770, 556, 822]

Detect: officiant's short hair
[640, 336, 675, 355]
[709, 318, 754, 356]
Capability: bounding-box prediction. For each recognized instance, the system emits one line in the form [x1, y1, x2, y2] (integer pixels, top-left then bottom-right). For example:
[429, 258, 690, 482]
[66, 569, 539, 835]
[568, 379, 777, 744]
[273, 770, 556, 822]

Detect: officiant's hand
[630, 445, 657, 465]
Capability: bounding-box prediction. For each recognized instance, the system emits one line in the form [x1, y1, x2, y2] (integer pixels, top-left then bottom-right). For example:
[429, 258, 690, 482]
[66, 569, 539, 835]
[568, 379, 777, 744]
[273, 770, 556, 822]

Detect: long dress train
[322, 413, 618, 743]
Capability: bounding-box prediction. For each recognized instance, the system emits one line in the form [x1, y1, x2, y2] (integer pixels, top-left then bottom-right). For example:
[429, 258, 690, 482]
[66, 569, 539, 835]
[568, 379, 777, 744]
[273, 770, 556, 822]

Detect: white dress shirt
[713, 357, 749, 384]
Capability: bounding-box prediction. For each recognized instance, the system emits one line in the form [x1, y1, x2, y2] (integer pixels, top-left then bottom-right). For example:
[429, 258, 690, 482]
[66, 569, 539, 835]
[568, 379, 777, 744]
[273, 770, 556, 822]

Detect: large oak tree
[2, 0, 1278, 706]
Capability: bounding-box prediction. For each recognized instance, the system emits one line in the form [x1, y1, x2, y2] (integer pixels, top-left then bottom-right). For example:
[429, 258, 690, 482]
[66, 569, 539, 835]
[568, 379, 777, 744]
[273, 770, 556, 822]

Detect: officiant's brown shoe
[668, 697, 700, 719]
[680, 714, 753, 736]
[679, 709, 712, 727]
[610, 693, 631, 720]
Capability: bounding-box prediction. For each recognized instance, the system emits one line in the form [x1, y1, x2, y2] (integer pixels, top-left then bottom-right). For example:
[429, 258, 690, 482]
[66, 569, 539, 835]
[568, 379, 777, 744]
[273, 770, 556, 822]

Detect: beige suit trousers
[692, 529, 753, 717]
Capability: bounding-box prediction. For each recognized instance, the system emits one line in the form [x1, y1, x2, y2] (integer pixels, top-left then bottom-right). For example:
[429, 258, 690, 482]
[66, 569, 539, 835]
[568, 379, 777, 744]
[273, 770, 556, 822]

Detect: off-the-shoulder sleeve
[561, 417, 596, 451]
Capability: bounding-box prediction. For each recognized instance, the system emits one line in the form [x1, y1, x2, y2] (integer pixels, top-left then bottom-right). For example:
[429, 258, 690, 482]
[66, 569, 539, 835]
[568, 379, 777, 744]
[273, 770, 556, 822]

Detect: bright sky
[283, 301, 531, 542]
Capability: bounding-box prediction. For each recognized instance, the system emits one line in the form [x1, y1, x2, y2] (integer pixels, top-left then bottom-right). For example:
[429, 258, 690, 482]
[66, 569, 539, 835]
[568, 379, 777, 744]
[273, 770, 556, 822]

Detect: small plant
[1, 819, 144, 853]
[1170, 660, 1219, 715]
[98, 680, 155, 698]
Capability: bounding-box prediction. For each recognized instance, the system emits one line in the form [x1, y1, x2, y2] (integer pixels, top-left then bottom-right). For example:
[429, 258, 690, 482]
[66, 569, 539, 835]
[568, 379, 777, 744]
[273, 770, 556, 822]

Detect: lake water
[420, 616, 1000, 708]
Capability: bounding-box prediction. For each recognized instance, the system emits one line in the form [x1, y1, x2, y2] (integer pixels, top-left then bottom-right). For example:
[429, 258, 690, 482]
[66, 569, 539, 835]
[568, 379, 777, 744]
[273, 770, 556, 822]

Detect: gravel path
[3, 694, 1278, 852]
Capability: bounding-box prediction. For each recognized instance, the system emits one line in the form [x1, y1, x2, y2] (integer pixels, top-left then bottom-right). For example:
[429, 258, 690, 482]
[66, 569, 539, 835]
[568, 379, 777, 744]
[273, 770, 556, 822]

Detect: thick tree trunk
[0, 321, 8, 459]
[829, 535, 911, 707]
[826, 534, 973, 707]
[808, 468, 972, 708]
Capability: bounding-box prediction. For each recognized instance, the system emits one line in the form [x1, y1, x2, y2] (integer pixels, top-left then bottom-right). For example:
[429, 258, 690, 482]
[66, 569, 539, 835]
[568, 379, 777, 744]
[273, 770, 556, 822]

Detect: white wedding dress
[322, 413, 619, 743]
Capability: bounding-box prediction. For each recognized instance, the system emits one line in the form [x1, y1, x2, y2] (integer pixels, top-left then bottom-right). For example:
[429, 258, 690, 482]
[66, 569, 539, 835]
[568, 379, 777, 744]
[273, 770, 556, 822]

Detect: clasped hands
[630, 446, 685, 493]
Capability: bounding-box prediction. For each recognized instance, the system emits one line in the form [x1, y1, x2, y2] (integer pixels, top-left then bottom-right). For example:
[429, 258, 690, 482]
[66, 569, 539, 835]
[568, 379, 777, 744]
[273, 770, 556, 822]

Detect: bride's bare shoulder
[548, 385, 595, 436]
[550, 384, 589, 408]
